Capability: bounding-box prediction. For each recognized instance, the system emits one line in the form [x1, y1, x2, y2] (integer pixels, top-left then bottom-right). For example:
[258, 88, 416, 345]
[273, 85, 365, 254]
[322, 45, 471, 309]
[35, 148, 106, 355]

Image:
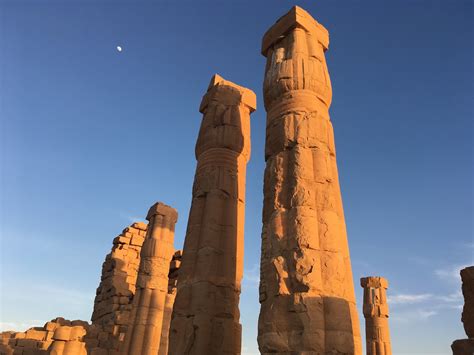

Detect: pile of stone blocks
[48, 323, 88, 355]
[0, 318, 87, 355]
[90, 222, 147, 352]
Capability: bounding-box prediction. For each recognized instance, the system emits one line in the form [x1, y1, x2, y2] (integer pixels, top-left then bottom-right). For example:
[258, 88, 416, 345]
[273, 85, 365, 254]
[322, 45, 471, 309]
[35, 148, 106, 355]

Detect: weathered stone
[158, 251, 182, 355]
[461, 266, 474, 338]
[169, 74, 256, 355]
[258, 6, 362, 354]
[121, 202, 178, 355]
[452, 339, 474, 355]
[91, 222, 148, 352]
[361, 277, 392, 355]
[452, 266, 474, 355]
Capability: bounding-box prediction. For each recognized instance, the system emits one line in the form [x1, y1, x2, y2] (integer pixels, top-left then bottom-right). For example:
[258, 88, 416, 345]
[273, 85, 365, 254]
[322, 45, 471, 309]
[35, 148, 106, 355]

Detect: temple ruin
[0, 216, 181, 355]
[361, 277, 392, 355]
[257, 6, 361, 354]
[2, 5, 467, 355]
[168, 74, 256, 355]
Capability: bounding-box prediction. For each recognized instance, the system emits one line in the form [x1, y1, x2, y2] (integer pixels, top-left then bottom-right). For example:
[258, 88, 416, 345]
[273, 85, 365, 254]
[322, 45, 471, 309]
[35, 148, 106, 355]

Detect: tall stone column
[121, 202, 178, 355]
[168, 74, 256, 355]
[258, 6, 362, 354]
[360, 277, 392, 355]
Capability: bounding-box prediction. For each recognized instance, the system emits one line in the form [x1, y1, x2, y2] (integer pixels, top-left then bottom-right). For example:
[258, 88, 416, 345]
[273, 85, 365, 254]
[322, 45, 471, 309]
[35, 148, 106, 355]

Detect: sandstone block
[16, 338, 38, 348]
[52, 327, 71, 342]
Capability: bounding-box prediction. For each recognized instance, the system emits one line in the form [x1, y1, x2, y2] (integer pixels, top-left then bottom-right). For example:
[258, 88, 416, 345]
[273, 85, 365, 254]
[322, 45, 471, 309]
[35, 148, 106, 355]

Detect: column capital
[146, 202, 178, 223]
[361, 276, 389, 289]
[261, 6, 329, 57]
[199, 74, 256, 114]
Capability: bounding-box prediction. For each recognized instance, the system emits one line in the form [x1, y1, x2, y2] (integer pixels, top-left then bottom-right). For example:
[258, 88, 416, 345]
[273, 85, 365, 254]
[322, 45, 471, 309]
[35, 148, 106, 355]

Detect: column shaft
[258, 6, 361, 354]
[169, 74, 256, 355]
[361, 277, 392, 355]
[121, 203, 178, 355]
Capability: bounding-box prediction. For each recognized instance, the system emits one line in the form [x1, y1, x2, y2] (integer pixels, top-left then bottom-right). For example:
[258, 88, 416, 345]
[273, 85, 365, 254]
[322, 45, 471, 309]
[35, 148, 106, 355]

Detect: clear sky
[1, 1, 472, 354]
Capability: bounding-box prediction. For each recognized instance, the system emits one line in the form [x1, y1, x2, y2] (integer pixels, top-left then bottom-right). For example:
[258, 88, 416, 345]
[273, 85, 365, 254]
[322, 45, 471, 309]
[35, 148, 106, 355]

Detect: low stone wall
[0, 318, 88, 355]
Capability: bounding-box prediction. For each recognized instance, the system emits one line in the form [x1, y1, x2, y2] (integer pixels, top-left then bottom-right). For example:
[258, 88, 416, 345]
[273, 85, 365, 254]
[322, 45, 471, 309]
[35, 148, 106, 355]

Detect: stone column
[158, 250, 182, 355]
[121, 202, 178, 355]
[258, 6, 362, 354]
[452, 266, 474, 354]
[360, 277, 392, 355]
[168, 74, 256, 355]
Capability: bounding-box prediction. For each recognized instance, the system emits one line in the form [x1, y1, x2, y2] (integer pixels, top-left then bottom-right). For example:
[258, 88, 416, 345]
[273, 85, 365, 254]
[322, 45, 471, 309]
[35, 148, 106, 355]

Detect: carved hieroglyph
[121, 202, 178, 355]
[258, 6, 362, 354]
[452, 266, 474, 355]
[361, 277, 392, 355]
[168, 74, 256, 355]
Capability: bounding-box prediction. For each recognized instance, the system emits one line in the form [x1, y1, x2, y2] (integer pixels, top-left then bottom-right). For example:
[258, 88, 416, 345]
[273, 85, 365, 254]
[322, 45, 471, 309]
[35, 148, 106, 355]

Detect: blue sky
[0, 1, 472, 354]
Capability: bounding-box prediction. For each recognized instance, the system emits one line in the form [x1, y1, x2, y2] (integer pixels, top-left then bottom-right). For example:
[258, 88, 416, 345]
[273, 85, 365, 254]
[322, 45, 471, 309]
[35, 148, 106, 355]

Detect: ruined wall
[0, 318, 88, 355]
[91, 222, 147, 352]
[0, 220, 185, 355]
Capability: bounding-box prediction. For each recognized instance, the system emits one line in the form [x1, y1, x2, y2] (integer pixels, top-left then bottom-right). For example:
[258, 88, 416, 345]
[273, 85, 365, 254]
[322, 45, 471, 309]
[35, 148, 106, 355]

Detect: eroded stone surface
[361, 277, 391, 355]
[168, 74, 256, 355]
[158, 250, 182, 355]
[91, 222, 148, 353]
[121, 202, 178, 355]
[0, 318, 91, 355]
[258, 6, 362, 354]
